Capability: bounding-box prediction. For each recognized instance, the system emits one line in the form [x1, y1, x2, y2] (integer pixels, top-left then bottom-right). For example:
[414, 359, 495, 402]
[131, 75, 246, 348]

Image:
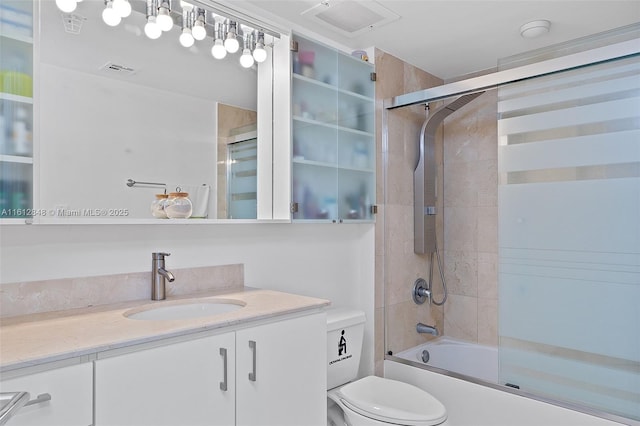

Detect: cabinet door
[94, 332, 235, 426]
[236, 313, 326, 426]
[291, 34, 375, 222]
[0, 0, 34, 220]
[0, 363, 93, 426]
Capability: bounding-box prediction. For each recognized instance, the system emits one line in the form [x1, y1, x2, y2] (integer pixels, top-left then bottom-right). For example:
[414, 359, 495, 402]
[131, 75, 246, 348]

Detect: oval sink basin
[125, 301, 245, 321]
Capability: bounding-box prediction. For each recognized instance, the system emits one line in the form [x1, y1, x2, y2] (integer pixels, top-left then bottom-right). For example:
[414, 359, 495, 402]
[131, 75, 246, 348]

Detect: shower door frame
[381, 36, 639, 425]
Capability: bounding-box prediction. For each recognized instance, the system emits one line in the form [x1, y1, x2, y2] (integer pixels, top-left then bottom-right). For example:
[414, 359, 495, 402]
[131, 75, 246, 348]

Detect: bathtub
[395, 337, 499, 384]
[389, 338, 627, 425]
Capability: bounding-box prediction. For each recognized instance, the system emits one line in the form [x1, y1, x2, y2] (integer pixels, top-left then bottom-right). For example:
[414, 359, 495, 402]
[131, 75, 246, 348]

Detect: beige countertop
[0, 288, 330, 372]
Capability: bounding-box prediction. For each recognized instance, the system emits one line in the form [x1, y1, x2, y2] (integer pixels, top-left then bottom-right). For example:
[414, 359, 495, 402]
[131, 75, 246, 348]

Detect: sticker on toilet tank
[329, 330, 353, 365]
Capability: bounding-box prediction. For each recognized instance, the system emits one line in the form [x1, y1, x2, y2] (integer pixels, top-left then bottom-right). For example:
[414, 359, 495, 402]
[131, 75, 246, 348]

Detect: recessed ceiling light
[520, 20, 550, 38]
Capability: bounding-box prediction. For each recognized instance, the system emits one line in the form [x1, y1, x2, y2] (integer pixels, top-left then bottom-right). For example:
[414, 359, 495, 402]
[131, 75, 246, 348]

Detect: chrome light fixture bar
[56, 0, 279, 68]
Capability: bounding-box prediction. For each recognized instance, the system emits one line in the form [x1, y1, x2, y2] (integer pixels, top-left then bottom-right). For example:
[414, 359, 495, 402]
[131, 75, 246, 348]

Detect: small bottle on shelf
[150, 193, 169, 218]
[165, 192, 193, 219]
[11, 106, 31, 156]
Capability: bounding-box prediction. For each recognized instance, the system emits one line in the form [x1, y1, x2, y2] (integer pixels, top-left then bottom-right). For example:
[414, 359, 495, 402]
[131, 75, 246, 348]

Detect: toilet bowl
[326, 309, 448, 426]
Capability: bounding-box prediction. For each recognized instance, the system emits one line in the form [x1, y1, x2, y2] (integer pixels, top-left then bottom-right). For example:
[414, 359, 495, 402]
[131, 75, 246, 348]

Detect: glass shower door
[497, 54, 640, 420]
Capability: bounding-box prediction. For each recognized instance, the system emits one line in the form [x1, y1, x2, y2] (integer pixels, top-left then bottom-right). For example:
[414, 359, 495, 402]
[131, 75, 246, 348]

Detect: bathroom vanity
[0, 289, 329, 426]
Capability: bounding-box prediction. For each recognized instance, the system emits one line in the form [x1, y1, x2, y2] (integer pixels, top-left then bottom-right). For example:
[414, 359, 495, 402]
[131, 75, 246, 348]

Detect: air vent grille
[61, 12, 85, 34]
[99, 62, 137, 75]
[301, 0, 399, 38]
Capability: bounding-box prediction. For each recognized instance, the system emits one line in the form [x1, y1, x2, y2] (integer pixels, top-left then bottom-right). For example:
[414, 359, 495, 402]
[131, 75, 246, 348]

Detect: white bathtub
[395, 337, 499, 384]
[384, 360, 626, 426]
[390, 338, 627, 425]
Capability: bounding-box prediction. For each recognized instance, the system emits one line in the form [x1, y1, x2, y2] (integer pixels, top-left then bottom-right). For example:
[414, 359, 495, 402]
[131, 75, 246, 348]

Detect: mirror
[37, 0, 272, 221]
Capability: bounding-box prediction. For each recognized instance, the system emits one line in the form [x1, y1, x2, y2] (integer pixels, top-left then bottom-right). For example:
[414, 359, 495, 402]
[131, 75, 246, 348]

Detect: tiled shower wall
[374, 50, 500, 373]
[442, 92, 498, 346]
[374, 49, 444, 374]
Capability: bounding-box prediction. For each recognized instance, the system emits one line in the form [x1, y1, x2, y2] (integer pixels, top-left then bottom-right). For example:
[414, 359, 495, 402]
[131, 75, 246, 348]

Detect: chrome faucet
[416, 323, 439, 336]
[151, 252, 175, 301]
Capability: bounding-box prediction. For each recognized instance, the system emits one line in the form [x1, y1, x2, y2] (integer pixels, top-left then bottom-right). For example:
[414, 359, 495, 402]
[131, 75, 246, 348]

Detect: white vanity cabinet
[236, 312, 326, 426]
[94, 331, 236, 426]
[93, 311, 326, 426]
[0, 363, 93, 426]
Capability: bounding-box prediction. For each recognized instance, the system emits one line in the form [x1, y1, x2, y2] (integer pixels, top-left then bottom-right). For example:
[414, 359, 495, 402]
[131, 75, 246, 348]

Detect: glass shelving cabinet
[0, 0, 34, 220]
[291, 34, 375, 222]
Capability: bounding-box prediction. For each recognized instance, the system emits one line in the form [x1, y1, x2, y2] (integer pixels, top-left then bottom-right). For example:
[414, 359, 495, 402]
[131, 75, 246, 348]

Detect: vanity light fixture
[252, 31, 267, 63]
[56, 0, 78, 13]
[191, 8, 207, 41]
[179, 5, 195, 47]
[144, 0, 162, 39]
[239, 33, 255, 68]
[102, 0, 122, 27]
[224, 20, 240, 53]
[156, 0, 174, 32]
[112, 0, 132, 18]
[63, 0, 277, 68]
[211, 18, 228, 59]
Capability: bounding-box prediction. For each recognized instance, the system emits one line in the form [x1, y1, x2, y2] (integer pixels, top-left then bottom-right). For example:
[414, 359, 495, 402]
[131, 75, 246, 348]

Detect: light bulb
[224, 34, 239, 53]
[156, 7, 173, 32]
[211, 39, 227, 59]
[240, 48, 254, 68]
[252, 45, 267, 63]
[102, 2, 122, 27]
[55, 0, 77, 13]
[192, 21, 206, 40]
[113, 0, 131, 17]
[179, 28, 194, 47]
[144, 16, 162, 39]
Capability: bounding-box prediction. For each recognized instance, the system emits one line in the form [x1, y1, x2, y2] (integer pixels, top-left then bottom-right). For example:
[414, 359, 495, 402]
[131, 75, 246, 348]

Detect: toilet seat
[336, 376, 447, 426]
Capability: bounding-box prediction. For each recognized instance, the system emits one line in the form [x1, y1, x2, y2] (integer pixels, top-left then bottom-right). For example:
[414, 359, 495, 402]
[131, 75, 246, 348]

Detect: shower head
[414, 91, 485, 255]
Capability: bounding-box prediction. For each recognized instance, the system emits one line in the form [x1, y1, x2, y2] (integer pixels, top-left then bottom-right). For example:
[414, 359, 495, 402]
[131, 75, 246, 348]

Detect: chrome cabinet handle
[219, 348, 228, 391]
[24, 393, 51, 407]
[248, 340, 257, 382]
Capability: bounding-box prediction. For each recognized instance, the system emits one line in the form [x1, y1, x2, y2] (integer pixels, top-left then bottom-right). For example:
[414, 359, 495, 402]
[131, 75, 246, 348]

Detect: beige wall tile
[477, 206, 498, 254]
[478, 252, 498, 300]
[444, 207, 478, 252]
[444, 294, 478, 342]
[478, 298, 498, 346]
[443, 250, 478, 297]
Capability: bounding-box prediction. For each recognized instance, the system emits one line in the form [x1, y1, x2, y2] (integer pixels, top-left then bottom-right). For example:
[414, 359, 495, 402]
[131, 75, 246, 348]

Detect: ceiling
[239, 0, 640, 81]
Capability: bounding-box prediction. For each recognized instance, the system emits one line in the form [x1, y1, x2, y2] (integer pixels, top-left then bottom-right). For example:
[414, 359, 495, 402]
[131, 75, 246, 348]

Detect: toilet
[326, 308, 449, 426]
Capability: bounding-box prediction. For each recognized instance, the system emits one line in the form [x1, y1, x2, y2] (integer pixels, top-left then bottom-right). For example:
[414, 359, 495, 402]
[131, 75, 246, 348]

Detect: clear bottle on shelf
[164, 192, 193, 219]
[150, 193, 169, 218]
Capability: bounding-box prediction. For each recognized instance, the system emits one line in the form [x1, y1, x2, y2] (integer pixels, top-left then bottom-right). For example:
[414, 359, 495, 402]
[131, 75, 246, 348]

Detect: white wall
[0, 222, 376, 375]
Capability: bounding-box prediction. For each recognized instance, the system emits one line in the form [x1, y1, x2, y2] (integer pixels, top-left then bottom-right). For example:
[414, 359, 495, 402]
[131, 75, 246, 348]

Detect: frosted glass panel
[227, 138, 257, 219]
[498, 55, 640, 421]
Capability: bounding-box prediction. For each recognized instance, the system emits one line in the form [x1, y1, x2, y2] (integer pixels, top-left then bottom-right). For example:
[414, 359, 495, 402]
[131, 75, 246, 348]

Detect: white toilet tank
[326, 308, 366, 390]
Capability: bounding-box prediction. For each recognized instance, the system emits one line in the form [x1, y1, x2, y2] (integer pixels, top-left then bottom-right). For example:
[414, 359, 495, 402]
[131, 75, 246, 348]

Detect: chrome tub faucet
[151, 252, 175, 300]
[416, 323, 439, 336]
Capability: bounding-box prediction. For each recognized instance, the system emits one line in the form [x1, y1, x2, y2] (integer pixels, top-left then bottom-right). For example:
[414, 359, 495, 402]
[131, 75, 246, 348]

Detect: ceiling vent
[61, 12, 85, 35]
[301, 0, 399, 38]
[99, 62, 137, 76]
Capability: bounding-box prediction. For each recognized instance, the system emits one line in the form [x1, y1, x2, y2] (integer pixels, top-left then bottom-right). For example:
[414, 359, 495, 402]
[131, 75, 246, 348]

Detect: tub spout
[417, 323, 439, 336]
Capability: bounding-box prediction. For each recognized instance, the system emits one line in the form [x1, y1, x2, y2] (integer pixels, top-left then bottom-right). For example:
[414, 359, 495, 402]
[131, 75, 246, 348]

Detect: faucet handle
[152, 252, 171, 259]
